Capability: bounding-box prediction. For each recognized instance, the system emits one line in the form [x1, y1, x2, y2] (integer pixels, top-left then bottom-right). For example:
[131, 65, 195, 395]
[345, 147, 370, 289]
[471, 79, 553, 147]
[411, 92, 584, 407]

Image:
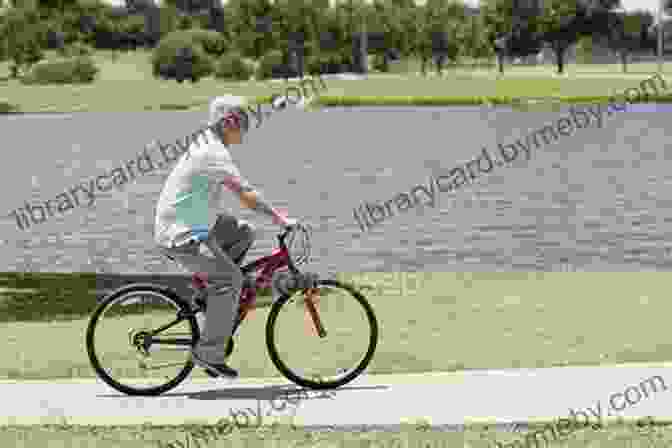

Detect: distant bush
[21, 55, 99, 84]
[187, 28, 228, 56]
[215, 51, 253, 81]
[59, 41, 93, 57]
[576, 35, 593, 64]
[372, 53, 389, 72]
[0, 102, 19, 114]
[306, 54, 344, 75]
[255, 49, 284, 80]
[56, 9, 87, 45]
[1, 9, 45, 77]
[192, 11, 211, 30]
[118, 13, 145, 35]
[158, 4, 179, 37]
[45, 29, 66, 50]
[152, 30, 215, 81]
[10, 38, 44, 79]
[176, 14, 195, 30]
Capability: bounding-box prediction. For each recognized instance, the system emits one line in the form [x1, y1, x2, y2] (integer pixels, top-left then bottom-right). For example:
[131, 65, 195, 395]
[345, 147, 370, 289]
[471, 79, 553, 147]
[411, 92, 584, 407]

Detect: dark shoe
[191, 351, 238, 378]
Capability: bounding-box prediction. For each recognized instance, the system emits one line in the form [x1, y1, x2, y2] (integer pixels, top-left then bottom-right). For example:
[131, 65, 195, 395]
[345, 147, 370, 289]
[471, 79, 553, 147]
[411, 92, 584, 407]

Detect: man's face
[217, 107, 247, 146]
[222, 126, 242, 145]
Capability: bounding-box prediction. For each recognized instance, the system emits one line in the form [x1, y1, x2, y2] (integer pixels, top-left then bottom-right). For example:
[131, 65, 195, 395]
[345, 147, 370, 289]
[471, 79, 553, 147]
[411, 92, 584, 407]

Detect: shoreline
[4, 95, 672, 114]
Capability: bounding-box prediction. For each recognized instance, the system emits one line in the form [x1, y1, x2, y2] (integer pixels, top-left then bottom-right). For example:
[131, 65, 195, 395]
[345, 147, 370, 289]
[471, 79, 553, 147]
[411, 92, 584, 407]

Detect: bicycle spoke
[150, 317, 187, 336]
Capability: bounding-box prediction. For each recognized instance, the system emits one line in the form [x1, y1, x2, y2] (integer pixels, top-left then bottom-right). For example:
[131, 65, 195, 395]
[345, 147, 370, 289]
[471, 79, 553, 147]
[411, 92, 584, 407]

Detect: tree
[465, 14, 494, 67]
[272, 0, 321, 75]
[536, 0, 578, 74]
[397, 0, 420, 58]
[333, 0, 369, 71]
[366, 0, 405, 72]
[480, 0, 515, 73]
[227, 0, 273, 58]
[607, 10, 652, 72]
[3, 8, 44, 78]
[415, 0, 467, 75]
[38, 0, 77, 13]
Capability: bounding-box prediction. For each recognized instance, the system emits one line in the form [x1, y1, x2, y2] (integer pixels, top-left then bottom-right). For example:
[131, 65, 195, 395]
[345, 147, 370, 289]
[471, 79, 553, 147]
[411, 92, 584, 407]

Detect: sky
[105, 0, 662, 15]
[613, 0, 658, 11]
[465, 0, 660, 12]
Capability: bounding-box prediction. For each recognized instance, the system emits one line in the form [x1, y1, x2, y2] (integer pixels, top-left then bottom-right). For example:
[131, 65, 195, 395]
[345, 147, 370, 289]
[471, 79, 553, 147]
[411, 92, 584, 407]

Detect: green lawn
[1, 420, 671, 448]
[2, 272, 671, 380]
[2, 50, 672, 112]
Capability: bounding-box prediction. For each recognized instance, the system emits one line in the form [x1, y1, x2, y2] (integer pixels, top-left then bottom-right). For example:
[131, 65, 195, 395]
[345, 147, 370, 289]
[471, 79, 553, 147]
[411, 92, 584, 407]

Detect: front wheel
[266, 279, 378, 390]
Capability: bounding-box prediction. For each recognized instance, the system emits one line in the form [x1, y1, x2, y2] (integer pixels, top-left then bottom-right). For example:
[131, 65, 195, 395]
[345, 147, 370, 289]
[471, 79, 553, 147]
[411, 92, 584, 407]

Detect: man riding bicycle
[154, 95, 298, 378]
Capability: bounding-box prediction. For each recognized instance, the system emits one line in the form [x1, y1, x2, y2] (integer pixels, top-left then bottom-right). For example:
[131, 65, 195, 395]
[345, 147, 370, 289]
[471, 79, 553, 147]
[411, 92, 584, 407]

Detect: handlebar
[276, 223, 310, 274]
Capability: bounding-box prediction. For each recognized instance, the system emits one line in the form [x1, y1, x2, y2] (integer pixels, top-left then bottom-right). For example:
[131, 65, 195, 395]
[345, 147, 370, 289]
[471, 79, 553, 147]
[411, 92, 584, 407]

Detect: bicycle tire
[86, 283, 198, 396]
[265, 278, 378, 390]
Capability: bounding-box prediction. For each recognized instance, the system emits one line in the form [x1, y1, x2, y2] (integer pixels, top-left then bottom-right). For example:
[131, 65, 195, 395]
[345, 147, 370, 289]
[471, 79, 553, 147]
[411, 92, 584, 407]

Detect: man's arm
[221, 176, 290, 226]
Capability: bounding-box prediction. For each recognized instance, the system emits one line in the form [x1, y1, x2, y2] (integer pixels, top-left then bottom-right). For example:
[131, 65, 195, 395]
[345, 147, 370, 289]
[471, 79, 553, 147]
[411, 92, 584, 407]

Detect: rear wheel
[266, 279, 378, 390]
[86, 284, 198, 396]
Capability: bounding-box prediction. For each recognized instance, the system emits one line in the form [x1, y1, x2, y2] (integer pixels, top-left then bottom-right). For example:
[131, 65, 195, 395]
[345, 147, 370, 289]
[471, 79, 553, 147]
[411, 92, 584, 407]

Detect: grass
[2, 272, 672, 380]
[2, 51, 672, 112]
[1, 421, 672, 448]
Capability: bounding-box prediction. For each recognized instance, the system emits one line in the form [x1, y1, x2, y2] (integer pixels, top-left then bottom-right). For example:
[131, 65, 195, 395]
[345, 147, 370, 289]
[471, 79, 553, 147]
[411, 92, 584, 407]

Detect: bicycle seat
[190, 225, 210, 243]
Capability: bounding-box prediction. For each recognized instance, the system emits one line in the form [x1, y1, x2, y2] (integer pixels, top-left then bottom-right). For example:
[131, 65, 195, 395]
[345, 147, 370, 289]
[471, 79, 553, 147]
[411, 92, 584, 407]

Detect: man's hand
[283, 217, 298, 230]
[239, 190, 257, 209]
[271, 95, 288, 110]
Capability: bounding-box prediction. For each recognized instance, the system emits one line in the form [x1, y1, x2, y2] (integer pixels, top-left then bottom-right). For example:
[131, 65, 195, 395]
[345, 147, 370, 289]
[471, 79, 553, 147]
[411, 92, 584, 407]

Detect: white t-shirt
[154, 129, 252, 248]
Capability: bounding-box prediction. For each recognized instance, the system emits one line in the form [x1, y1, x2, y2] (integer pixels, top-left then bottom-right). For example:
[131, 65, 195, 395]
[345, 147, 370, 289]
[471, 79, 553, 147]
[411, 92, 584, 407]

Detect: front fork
[206, 274, 327, 338]
[304, 287, 327, 338]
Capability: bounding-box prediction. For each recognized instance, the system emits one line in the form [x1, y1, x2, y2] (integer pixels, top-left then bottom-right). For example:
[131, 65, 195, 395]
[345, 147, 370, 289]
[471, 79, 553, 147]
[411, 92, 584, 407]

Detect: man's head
[208, 95, 250, 146]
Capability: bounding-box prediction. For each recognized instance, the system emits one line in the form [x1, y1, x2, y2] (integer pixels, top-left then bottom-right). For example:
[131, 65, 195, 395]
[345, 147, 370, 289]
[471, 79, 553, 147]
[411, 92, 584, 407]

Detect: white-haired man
[154, 95, 298, 378]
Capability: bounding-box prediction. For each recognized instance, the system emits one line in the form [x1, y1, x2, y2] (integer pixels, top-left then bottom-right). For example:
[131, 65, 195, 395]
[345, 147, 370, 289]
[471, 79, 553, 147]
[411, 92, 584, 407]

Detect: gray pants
[160, 215, 255, 364]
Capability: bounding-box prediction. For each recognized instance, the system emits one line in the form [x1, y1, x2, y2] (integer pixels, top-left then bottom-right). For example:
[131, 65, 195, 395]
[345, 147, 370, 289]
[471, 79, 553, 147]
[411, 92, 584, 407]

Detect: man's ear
[210, 120, 225, 141]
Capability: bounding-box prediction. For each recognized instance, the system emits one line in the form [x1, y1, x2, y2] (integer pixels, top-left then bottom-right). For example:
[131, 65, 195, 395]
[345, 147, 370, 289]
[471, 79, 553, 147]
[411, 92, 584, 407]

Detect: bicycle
[86, 223, 379, 396]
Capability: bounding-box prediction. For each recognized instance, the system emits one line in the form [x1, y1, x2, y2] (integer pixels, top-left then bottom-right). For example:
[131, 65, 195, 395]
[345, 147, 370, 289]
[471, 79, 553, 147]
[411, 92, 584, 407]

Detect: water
[1, 105, 671, 275]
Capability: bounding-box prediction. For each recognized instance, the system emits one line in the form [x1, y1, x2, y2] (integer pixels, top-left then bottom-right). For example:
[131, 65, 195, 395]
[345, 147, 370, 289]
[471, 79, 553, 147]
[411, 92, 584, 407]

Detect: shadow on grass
[0, 272, 290, 323]
[0, 100, 18, 113]
[96, 384, 388, 400]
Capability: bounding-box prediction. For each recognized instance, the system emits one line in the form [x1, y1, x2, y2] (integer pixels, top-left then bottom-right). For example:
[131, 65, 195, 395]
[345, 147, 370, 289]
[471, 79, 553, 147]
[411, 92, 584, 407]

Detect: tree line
[0, 0, 663, 78]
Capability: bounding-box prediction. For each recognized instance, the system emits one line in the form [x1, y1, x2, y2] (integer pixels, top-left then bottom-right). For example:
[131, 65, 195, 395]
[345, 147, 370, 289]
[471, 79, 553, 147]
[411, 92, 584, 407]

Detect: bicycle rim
[266, 279, 378, 389]
[86, 285, 198, 396]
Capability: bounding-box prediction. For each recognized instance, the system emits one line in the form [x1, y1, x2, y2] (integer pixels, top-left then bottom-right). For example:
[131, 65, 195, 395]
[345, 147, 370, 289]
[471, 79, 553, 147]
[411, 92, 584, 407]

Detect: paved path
[2, 362, 672, 427]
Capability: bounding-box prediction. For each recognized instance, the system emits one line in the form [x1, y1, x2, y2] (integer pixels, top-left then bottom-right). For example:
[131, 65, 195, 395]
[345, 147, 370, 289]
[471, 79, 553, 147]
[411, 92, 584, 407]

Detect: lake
[1, 103, 671, 276]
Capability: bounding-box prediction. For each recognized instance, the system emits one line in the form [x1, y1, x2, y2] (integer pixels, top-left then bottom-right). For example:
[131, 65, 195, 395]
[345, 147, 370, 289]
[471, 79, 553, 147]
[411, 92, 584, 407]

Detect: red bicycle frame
[188, 230, 325, 336]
